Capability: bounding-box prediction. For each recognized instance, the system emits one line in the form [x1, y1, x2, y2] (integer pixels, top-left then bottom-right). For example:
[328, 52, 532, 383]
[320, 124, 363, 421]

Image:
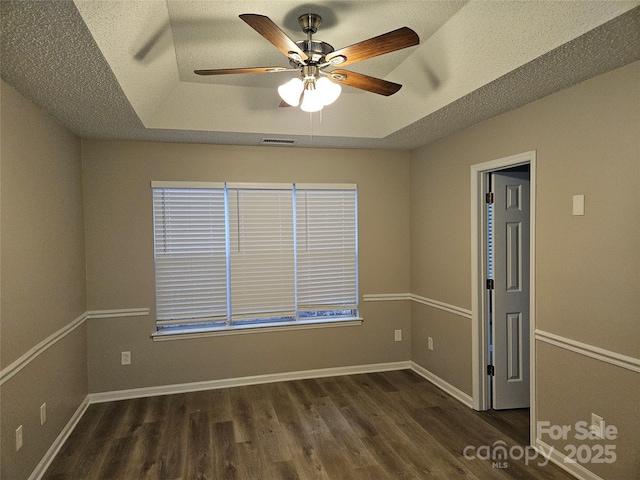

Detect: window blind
[296, 185, 358, 314]
[152, 185, 228, 328]
[152, 181, 358, 333]
[227, 185, 296, 322]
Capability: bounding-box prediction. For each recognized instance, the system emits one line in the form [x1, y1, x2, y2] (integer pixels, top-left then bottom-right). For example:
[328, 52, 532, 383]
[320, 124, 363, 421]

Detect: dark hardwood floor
[43, 370, 574, 479]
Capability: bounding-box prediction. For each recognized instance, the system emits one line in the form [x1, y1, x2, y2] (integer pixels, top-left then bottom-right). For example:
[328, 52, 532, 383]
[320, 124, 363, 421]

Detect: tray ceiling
[2, 1, 639, 149]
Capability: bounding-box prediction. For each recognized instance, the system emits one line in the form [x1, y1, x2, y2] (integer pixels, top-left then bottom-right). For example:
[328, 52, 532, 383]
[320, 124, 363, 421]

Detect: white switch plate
[591, 413, 604, 439]
[394, 329, 402, 341]
[40, 403, 47, 425]
[121, 351, 131, 365]
[16, 425, 23, 451]
[572, 195, 585, 216]
[428, 337, 434, 350]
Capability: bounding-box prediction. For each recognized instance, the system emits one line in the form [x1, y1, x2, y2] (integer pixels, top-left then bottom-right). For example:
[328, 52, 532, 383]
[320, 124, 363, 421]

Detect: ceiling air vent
[260, 138, 295, 145]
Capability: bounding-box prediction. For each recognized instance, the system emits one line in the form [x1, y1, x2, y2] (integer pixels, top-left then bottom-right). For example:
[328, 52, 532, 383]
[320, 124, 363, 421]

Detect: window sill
[151, 317, 363, 342]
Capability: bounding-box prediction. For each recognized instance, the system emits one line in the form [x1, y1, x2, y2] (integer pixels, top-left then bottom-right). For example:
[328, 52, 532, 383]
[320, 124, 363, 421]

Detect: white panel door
[491, 169, 530, 410]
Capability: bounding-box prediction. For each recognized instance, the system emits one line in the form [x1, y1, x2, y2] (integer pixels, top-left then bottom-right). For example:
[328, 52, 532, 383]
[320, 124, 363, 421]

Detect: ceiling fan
[194, 13, 419, 112]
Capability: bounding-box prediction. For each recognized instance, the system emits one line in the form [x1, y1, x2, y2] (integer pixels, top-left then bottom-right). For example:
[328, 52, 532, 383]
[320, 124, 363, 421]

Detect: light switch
[572, 195, 585, 216]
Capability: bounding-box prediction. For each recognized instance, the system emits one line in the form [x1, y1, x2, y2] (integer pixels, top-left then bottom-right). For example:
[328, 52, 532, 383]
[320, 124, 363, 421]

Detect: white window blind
[152, 184, 228, 328]
[228, 185, 296, 322]
[152, 182, 358, 334]
[296, 185, 358, 315]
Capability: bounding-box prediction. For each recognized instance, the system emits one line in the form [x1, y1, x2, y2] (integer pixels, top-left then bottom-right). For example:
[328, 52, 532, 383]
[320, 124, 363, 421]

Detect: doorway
[470, 151, 537, 441]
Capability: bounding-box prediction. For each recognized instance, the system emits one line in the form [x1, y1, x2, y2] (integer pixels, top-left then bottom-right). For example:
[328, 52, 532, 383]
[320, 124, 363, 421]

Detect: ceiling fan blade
[325, 27, 419, 67]
[195, 66, 294, 75]
[328, 69, 402, 96]
[239, 14, 308, 62]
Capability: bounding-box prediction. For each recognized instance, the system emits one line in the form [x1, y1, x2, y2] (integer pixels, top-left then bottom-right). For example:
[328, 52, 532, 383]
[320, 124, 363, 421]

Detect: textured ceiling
[1, 1, 639, 150]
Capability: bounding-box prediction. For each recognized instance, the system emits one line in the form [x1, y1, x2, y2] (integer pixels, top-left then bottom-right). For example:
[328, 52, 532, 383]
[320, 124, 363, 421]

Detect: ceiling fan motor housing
[294, 40, 334, 64]
[291, 14, 335, 65]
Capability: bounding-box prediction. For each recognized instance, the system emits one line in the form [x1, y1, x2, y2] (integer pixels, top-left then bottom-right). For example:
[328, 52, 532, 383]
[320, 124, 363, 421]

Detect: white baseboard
[88, 361, 412, 403]
[410, 361, 474, 408]
[409, 361, 473, 408]
[534, 438, 603, 480]
[29, 396, 90, 480]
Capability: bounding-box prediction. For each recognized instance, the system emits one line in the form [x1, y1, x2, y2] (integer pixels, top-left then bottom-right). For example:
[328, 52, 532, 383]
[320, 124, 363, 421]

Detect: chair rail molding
[363, 293, 471, 319]
[535, 329, 640, 373]
[0, 308, 150, 385]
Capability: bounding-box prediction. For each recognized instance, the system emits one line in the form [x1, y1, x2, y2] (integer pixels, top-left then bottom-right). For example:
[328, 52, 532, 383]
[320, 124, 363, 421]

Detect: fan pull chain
[309, 112, 313, 139]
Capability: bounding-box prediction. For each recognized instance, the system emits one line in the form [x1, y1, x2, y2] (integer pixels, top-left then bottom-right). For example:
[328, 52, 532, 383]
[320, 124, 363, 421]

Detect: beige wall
[3, 56, 639, 479]
[410, 61, 640, 476]
[82, 141, 412, 393]
[1, 81, 87, 479]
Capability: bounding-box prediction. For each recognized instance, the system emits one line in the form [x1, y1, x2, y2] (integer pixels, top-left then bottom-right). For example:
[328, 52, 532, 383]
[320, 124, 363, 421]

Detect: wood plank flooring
[43, 370, 575, 479]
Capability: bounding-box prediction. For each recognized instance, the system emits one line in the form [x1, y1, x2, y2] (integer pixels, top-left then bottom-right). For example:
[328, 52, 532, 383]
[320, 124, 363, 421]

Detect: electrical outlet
[428, 337, 434, 351]
[394, 329, 402, 342]
[121, 351, 131, 365]
[40, 403, 47, 425]
[591, 413, 604, 439]
[16, 425, 23, 451]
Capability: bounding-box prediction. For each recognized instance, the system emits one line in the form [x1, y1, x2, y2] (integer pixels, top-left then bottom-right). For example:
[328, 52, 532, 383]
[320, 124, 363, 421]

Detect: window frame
[150, 181, 361, 340]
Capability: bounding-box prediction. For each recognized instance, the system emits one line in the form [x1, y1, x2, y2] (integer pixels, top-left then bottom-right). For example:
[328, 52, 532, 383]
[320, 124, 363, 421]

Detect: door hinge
[487, 365, 495, 376]
[486, 192, 494, 204]
[486, 279, 494, 290]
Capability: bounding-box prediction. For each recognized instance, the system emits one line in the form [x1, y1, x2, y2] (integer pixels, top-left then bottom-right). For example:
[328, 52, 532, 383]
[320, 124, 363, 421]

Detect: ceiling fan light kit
[195, 12, 419, 113]
[278, 78, 304, 107]
[279, 69, 342, 112]
[315, 77, 341, 105]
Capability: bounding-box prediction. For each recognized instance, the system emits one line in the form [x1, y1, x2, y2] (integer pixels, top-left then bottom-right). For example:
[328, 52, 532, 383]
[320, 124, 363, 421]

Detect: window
[151, 181, 359, 337]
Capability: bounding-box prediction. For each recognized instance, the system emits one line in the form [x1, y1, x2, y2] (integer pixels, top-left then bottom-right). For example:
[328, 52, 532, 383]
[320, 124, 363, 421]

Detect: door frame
[470, 151, 537, 438]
